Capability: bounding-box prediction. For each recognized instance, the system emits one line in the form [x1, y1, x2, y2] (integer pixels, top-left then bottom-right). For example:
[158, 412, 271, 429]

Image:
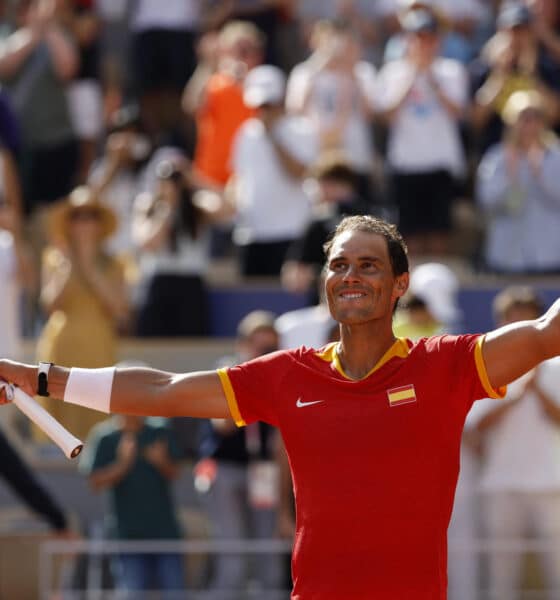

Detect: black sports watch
[37, 362, 54, 397]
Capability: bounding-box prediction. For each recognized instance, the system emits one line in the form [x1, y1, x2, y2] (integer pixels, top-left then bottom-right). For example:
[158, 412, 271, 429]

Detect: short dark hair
[492, 286, 544, 323]
[323, 215, 409, 277]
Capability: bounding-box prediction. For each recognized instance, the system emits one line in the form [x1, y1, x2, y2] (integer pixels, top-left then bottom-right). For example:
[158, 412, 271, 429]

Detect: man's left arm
[482, 298, 560, 389]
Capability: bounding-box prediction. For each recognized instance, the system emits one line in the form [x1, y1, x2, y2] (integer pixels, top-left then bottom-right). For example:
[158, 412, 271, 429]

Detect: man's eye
[331, 262, 346, 272]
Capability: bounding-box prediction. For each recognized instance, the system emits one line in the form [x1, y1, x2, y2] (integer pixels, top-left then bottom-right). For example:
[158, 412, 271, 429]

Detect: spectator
[204, 0, 284, 66]
[132, 155, 235, 337]
[378, 0, 491, 64]
[528, 0, 560, 64]
[473, 286, 560, 600]
[129, 0, 201, 143]
[394, 261, 463, 336]
[476, 89, 560, 273]
[0, 0, 79, 217]
[88, 104, 153, 260]
[0, 153, 34, 362]
[231, 64, 317, 276]
[0, 428, 69, 533]
[471, 1, 560, 155]
[376, 9, 468, 255]
[281, 152, 371, 300]
[285, 19, 377, 200]
[189, 20, 264, 190]
[80, 414, 185, 596]
[36, 186, 130, 440]
[196, 310, 283, 597]
[61, 0, 103, 184]
[294, 1, 380, 64]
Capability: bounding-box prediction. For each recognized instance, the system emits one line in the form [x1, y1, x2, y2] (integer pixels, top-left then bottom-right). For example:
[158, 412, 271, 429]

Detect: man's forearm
[0, 361, 231, 420]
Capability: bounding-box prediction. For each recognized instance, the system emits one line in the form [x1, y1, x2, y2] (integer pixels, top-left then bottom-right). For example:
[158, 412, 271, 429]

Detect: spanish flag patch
[387, 384, 417, 407]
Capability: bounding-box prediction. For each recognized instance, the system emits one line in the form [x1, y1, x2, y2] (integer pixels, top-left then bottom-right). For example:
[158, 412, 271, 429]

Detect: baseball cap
[409, 262, 462, 326]
[243, 65, 286, 108]
[497, 2, 532, 29]
[400, 9, 439, 34]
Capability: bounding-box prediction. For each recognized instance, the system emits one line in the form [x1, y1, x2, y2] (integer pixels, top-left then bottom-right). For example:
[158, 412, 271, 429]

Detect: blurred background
[0, 0, 559, 598]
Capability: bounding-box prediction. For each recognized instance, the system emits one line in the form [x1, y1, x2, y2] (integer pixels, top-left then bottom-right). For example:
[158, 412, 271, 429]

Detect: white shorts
[67, 79, 104, 139]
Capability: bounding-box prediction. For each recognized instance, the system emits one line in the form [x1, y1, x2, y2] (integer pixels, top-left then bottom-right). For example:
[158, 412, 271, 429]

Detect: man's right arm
[0, 361, 231, 420]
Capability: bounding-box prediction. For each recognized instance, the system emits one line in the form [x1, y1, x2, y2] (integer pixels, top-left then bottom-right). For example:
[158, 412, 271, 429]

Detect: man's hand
[0, 360, 37, 403]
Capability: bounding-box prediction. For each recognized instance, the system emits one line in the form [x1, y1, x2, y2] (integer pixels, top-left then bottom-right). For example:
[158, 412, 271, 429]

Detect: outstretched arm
[0, 361, 231, 420]
[482, 298, 560, 389]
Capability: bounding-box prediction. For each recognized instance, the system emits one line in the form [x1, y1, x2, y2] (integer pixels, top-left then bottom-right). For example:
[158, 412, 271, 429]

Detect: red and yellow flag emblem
[387, 384, 417, 407]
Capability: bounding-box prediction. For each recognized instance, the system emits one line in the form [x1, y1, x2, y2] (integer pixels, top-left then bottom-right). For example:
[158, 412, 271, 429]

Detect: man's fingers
[0, 382, 13, 405]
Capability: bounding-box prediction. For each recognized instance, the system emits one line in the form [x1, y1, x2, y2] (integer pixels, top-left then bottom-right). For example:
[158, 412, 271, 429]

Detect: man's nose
[342, 264, 361, 282]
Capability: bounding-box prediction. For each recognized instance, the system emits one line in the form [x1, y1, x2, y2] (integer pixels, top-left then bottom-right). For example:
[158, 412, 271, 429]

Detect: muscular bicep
[111, 368, 231, 420]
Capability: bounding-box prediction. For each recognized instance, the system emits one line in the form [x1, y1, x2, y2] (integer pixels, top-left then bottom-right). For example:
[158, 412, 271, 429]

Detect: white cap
[243, 65, 286, 108]
[409, 262, 462, 326]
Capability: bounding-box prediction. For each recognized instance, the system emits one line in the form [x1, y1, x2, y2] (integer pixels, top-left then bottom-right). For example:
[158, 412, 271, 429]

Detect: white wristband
[64, 367, 116, 414]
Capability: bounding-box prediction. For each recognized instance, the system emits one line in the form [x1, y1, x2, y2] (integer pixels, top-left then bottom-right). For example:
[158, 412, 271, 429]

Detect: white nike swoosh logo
[296, 398, 325, 408]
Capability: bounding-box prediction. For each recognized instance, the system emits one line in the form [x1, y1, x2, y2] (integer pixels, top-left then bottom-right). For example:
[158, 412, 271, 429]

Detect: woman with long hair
[132, 155, 234, 336]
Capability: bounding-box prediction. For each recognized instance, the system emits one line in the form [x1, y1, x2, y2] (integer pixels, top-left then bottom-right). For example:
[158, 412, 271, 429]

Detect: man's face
[324, 230, 408, 325]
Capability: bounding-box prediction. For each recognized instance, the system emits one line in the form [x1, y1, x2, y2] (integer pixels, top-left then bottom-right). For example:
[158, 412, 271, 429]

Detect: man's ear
[394, 272, 409, 298]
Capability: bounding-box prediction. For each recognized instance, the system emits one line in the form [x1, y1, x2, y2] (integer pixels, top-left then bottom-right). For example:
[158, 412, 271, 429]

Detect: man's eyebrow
[328, 255, 382, 263]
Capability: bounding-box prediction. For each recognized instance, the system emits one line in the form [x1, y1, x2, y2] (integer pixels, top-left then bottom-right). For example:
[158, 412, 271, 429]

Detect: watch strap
[37, 362, 54, 397]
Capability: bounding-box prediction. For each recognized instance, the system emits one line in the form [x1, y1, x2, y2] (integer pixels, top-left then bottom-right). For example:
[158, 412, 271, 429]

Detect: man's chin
[334, 310, 374, 326]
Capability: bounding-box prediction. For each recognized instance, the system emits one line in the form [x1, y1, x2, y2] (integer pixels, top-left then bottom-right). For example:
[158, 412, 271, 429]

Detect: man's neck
[336, 323, 397, 380]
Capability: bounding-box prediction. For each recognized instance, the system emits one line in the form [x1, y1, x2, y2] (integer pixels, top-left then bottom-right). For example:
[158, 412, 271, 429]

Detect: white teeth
[341, 293, 365, 299]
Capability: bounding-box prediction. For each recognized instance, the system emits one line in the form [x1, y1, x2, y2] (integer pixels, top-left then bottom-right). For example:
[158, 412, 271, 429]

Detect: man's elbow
[537, 308, 560, 359]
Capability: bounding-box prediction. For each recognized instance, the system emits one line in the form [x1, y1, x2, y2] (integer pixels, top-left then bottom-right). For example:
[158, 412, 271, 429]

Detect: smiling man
[2, 215, 560, 599]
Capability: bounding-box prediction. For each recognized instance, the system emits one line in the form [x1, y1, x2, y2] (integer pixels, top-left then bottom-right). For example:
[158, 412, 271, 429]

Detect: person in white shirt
[285, 19, 377, 201]
[376, 0, 491, 63]
[473, 286, 560, 600]
[376, 8, 468, 256]
[231, 65, 318, 276]
[129, 0, 201, 139]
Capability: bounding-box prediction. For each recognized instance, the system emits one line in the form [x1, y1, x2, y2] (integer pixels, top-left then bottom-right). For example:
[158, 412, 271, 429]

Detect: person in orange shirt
[187, 21, 265, 189]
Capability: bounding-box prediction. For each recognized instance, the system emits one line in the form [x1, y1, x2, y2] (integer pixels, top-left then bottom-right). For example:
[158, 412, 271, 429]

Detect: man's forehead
[329, 230, 389, 257]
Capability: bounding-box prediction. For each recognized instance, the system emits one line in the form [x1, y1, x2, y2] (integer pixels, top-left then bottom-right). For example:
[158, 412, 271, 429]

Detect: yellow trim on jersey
[216, 368, 246, 427]
[315, 338, 411, 381]
[474, 336, 507, 399]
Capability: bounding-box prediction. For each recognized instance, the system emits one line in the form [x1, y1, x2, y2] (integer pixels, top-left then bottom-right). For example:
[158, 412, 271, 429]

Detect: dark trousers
[135, 274, 209, 337]
[238, 240, 292, 277]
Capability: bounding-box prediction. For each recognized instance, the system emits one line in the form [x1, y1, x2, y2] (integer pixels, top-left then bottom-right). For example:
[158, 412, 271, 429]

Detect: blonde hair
[502, 90, 545, 126]
[218, 20, 265, 50]
[503, 90, 559, 148]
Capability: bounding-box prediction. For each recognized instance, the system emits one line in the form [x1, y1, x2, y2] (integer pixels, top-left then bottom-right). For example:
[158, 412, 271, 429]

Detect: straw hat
[48, 186, 117, 243]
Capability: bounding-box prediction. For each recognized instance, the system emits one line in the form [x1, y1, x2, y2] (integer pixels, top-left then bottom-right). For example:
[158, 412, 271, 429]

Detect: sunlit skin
[324, 230, 409, 379]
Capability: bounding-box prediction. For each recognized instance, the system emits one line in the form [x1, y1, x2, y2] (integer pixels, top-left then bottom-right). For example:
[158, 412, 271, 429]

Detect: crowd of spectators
[1, 0, 560, 597]
[0, 0, 557, 342]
